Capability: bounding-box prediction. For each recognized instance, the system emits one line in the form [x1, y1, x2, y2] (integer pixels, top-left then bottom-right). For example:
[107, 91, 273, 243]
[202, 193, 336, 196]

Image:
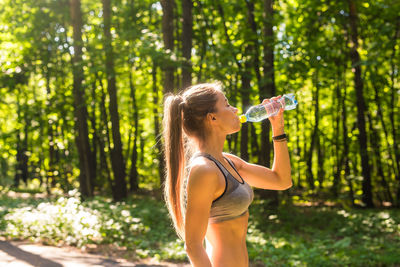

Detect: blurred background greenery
[0, 0, 399, 265]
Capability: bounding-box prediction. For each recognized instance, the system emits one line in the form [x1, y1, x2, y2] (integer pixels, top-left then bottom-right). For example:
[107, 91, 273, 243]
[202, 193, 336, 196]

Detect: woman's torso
[205, 211, 249, 267]
[190, 153, 254, 267]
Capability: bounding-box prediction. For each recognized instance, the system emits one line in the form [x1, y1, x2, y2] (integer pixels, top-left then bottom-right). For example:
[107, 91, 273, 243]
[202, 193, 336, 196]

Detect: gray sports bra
[192, 153, 254, 224]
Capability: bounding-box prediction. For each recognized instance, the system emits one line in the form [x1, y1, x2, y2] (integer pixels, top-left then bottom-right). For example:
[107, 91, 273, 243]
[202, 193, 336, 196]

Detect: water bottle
[239, 93, 298, 123]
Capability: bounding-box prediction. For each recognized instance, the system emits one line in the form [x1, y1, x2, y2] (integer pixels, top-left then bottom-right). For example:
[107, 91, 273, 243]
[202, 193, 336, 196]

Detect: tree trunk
[59, 121, 71, 192]
[174, 0, 181, 91]
[295, 106, 302, 188]
[215, 0, 249, 160]
[129, 63, 139, 193]
[22, 107, 29, 185]
[371, 67, 398, 185]
[259, 0, 276, 168]
[45, 70, 55, 193]
[90, 82, 98, 192]
[366, 113, 393, 204]
[250, 124, 259, 162]
[314, 70, 324, 189]
[181, 0, 192, 88]
[102, 0, 127, 201]
[343, 115, 356, 208]
[98, 73, 114, 191]
[347, 0, 373, 207]
[161, 0, 174, 93]
[152, 60, 166, 188]
[390, 17, 400, 206]
[249, 0, 278, 207]
[306, 70, 319, 190]
[240, 63, 250, 162]
[244, 0, 261, 161]
[70, 0, 95, 199]
[332, 66, 342, 197]
[317, 134, 324, 189]
[14, 89, 22, 187]
[32, 77, 45, 186]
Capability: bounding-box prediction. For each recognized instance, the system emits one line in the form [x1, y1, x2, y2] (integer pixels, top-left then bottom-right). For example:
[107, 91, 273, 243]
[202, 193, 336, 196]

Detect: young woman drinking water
[162, 82, 292, 267]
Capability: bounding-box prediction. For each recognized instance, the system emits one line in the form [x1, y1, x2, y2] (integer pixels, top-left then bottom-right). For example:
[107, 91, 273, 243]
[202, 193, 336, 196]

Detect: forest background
[0, 0, 399, 266]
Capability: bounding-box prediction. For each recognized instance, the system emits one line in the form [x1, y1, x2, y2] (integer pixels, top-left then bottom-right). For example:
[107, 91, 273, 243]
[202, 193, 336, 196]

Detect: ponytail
[162, 83, 221, 241]
[162, 94, 185, 241]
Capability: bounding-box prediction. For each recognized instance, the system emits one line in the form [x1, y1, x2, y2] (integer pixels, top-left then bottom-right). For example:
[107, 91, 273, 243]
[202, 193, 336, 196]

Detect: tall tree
[102, 0, 127, 201]
[14, 87, 29, 187]
[260, 0, 276, 167]
[244, 0, 261, 161]
[161, 0, 175, 93]
[258, 0, 279, 207]
[70, 0, 94, 198]
[240, 58, 251, 161]
[391, 17, 400, 207]
[347, 0, 373, 207]
[341, 75, 355, 206]
[152, 60, 165, 186]
[128, 64, 139, 192]
[181, 0, 193, 88]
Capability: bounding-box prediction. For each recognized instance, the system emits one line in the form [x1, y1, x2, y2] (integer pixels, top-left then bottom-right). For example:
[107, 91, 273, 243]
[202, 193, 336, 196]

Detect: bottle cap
[239, 115, 247, 123]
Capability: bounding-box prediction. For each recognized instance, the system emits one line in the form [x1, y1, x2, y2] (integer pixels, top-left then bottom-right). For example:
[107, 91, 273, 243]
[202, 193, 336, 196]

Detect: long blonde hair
[162, 83, 221, 240]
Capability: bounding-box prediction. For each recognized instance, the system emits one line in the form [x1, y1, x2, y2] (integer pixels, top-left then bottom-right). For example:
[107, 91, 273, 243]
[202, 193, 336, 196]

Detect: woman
[162, 82, 292, 267]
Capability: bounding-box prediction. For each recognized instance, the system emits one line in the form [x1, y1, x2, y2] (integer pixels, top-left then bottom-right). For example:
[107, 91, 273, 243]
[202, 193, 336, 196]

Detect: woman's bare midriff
[205, 210, 249, 267]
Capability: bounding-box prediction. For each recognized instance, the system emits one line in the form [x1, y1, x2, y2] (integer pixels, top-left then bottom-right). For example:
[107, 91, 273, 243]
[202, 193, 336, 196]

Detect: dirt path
[0, 240, 190, 267]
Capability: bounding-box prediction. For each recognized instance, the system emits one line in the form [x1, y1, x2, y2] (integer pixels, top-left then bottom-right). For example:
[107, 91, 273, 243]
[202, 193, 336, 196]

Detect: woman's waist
[206, 211, 249, 242]
[205, 234, 248, 267]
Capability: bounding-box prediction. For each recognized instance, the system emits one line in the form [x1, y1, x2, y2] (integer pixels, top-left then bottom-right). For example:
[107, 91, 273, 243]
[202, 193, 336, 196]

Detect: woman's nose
[233, 107, 238, 113]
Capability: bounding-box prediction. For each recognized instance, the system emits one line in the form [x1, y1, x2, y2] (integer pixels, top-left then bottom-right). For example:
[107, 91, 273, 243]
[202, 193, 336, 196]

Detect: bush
[4, 194, 102, 247]
[1, 190, 186, 261]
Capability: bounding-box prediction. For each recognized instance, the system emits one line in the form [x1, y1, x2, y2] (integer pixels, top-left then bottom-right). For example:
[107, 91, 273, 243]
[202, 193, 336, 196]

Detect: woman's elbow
[280, 175, 293, 190]
[282, 180, 293, 190]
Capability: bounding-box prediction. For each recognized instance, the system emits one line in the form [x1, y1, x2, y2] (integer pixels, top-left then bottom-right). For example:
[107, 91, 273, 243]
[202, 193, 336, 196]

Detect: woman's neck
[196, 132, 227, 162]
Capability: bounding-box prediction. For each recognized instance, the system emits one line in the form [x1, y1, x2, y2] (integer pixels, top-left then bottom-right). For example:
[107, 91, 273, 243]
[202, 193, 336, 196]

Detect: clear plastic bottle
[239, 93, 298, 123]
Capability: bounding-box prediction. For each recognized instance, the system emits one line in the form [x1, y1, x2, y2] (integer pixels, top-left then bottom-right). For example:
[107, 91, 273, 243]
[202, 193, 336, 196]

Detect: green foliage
[247, 200, 400, 266]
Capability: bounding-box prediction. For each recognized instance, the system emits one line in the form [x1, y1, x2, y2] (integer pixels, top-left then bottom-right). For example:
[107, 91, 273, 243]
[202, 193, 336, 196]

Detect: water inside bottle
[239, 93, 298, 123]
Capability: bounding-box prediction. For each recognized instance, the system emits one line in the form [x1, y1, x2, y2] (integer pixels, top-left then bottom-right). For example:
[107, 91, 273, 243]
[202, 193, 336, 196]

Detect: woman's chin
[231, 124, 241, 134]
[236, 120, 242, 131]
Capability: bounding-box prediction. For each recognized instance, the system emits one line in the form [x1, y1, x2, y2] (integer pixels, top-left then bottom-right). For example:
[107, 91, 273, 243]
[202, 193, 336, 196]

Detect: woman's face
[211, 92, 241, 134]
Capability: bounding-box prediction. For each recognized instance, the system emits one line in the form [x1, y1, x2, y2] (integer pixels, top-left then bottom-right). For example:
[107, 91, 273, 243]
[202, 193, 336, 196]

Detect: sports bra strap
[223, 157, 245, 183]
[192, 153, 230, 179]
[192, 152, 245, 184]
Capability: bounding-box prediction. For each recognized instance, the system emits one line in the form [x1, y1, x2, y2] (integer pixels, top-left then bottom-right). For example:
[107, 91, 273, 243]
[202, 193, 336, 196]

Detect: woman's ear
[207, 113, 216, 123]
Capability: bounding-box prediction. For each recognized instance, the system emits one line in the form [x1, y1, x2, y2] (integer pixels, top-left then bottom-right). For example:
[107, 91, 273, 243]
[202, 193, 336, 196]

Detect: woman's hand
[262, 96, 285, 135]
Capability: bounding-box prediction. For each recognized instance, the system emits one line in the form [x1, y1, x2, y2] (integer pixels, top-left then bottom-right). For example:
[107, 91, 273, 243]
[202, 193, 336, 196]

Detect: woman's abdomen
[205, 211, 249, 267]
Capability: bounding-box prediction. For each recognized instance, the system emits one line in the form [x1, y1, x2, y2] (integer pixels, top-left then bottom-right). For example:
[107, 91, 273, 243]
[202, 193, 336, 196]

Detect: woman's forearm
[271, 127, 292, 188]
[186, 245, 212, 267]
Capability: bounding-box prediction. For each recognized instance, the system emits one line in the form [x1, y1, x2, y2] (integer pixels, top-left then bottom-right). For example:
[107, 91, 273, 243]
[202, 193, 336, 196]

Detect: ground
[0, 240, 191, 267]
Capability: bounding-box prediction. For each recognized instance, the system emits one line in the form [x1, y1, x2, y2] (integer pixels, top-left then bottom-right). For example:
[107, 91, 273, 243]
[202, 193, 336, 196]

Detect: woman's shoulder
[186, 157, 220, 197]
[189, 156, 219, 178]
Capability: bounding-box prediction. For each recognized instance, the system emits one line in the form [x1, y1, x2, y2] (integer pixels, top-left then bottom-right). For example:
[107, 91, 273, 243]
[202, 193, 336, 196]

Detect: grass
[1, 189, 399, 266]
[247, 199, 400, 266]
